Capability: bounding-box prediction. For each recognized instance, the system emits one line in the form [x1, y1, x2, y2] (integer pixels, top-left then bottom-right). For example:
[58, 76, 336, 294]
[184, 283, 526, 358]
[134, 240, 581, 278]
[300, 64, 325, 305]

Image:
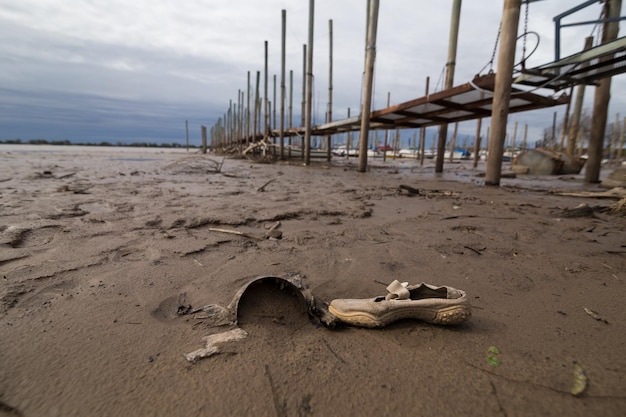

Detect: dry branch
[208, 227, 264, 241]
[258, 178, 278, 192]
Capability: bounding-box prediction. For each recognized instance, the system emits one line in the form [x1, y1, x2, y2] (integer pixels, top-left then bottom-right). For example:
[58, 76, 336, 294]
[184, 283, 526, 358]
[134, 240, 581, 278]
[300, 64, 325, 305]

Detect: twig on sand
[463, 245, 483, 255]
[208, 227, 264, 241]
[322, 338, 347, 364]
[258, 178, 278, 192]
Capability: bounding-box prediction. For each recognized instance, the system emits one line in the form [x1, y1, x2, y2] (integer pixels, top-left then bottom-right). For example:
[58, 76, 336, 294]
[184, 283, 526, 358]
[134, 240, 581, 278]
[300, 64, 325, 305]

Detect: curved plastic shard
[228, 273, 338, 328]
[197, 273, 338, 329]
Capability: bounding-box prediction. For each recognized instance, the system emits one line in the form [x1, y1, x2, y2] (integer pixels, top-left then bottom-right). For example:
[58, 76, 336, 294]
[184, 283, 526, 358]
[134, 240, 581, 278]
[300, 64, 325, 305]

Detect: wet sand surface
[1, 145, 625, 416]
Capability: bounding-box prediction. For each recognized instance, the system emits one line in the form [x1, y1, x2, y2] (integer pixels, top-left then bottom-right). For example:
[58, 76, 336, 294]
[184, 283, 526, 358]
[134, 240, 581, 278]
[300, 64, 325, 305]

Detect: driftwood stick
[216, 156, 226, 173]
[208, 227, 264, 241]
[264, 221, 282, 239]
[267, 221, 281, 232]
[463, 245, 483, 255]
[257, 178, 278, 192]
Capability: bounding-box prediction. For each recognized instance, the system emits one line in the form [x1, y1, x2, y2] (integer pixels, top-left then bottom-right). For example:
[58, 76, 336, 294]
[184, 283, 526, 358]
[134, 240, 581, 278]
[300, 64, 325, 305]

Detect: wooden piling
[617, 117, 626, 165]
[264, 41, 269, 137]
[586, 0, 622, 183]
[551, 111, 557, 151]
[485, 0, 521, 186]
[326, 19, 334, 162]
[271, 79, 276, 156]
[239, 91, 243, 144]
[358, 0, 380, 173]
[201, 125, 207, 154]
[512, 121, 518, 153]
[383, 92, 390, 162]
[472, 98, 483, 168]
[435, 0, 461, 173]
[246, 71, 251, 146]
[304, 0, 315, 166]
[289, 69, 293, 157]
[254, 71, 260, 139]
[449, 122, 458, 163]
[346, 108, 352, 160]
[611, 113, 620, 164]
[280, 10, 286, 159]
[557, 86, 573, 152]
[302, 44, 306, 132]
[568, 36, 593, 156]
[419, 77, 429, 166]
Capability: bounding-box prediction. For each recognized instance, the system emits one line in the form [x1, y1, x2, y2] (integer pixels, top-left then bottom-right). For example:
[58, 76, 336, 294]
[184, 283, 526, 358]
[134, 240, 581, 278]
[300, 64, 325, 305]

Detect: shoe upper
[329, 281, 468, 316]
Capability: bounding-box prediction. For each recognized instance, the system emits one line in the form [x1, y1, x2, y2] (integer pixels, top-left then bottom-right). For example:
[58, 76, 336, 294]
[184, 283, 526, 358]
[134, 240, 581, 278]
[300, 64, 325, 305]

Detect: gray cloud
[0, 0, 623, 146]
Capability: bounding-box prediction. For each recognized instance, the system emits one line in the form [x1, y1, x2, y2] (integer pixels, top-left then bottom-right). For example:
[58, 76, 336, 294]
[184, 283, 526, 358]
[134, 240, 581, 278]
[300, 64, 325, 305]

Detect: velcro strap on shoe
[385, 280, 410, 300]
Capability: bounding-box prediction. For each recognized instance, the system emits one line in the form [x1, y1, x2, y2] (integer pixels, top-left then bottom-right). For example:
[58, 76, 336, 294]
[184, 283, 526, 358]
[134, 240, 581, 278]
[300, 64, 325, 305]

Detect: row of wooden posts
[208, 0, 623, 185]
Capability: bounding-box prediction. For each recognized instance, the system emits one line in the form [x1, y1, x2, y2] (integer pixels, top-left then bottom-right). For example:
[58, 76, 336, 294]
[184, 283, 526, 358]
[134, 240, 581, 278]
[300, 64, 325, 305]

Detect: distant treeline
[0, 139, 197, 148]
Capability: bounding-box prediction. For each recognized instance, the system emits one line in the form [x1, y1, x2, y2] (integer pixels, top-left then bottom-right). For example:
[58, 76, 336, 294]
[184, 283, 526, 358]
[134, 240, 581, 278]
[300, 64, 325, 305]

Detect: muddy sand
[1, 145, 625, 416]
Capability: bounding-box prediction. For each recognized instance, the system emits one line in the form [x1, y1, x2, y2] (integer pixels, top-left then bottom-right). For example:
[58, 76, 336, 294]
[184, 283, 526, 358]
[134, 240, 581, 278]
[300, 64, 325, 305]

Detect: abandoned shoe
[328, 280, 471, 328]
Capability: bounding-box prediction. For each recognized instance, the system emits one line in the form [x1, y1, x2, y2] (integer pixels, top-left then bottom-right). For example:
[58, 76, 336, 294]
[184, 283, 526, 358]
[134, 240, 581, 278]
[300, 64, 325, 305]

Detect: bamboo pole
[280, 10, 286, 160]
[586, 0, 622, 183]
[436, 0, 461, 173]
[522, 124, 528, 152]
[357, 0, 379, 172]
[485, 0, 520, 186]
[304, 0, 315, 165]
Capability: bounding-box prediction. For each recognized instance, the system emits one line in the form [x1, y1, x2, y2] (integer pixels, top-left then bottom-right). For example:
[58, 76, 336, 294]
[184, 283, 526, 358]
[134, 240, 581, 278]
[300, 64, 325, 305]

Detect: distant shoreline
[0, 139, 196, 149]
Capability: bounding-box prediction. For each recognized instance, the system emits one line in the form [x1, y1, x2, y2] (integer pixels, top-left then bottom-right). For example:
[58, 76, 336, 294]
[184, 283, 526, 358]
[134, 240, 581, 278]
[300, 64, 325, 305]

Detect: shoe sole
[328, 304, 471, 328]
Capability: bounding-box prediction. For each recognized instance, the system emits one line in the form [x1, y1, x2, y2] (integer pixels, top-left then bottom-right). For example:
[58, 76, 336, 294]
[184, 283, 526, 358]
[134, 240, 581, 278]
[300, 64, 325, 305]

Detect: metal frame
[553, 0, 626, 61]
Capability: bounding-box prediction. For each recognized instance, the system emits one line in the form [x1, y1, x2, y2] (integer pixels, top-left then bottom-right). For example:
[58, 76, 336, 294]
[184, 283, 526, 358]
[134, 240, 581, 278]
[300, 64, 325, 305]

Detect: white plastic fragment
[184, 328, 248, 362]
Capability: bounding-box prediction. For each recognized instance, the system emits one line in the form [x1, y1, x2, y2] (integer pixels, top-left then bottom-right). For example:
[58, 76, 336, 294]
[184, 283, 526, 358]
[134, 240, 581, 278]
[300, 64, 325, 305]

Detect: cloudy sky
[0, 0, 624, 147]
